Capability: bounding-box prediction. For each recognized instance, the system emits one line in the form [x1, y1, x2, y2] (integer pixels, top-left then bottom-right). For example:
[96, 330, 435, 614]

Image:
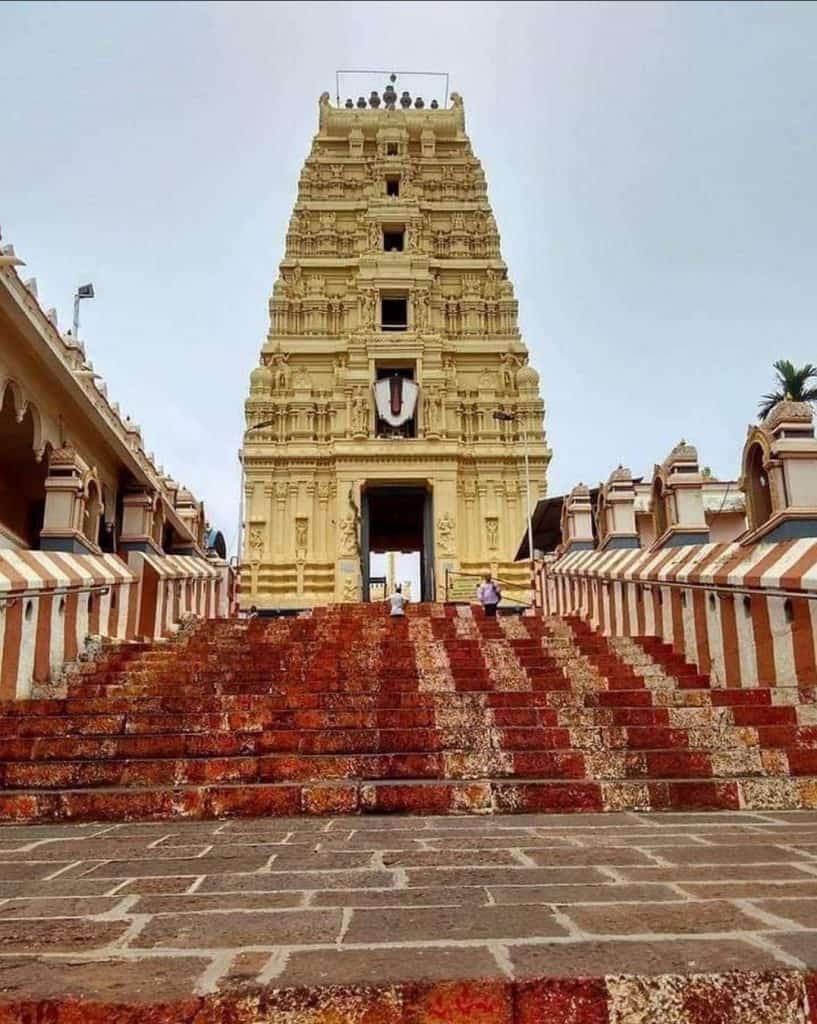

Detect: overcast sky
[2, 1, 816, 551]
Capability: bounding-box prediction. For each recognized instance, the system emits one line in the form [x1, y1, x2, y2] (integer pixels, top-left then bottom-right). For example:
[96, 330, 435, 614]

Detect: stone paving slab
[0, 811, 816, 1022]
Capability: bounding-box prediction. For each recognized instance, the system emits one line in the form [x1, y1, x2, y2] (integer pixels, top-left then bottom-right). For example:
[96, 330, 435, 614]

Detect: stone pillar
[433, 475, 458, 599]
[172, 487, 203, 555]
[273, 481, 287, 556]
[335, 480, 360, 601]
[119, 487, 163, 555]
[598, 466, 639, 550]
[317, 482, 331, 560]
[559, 483, 595, 553]
[40, 444, 100, 555]
[287, 482, 299, 558]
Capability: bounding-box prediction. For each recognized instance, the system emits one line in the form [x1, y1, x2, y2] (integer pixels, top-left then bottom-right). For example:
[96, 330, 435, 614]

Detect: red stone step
[1, 748, 606, 788]
[2, 608, 816, 822]
[3, 771, 814, 823]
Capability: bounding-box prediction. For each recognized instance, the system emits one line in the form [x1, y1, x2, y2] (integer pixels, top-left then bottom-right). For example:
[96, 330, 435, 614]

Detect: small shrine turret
[597, 466, 639, 550]
[650, 440, 709, 548]
[740, 399, 817, 541]
[559, 483, 595, 553]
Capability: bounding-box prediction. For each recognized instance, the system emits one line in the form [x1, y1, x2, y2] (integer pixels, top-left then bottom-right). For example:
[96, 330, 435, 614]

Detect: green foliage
[758, 360, 817, 419]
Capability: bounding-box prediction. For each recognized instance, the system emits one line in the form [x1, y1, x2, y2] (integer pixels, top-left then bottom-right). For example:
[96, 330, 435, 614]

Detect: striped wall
[127, 552, 222, 640]
[542, 538, 817, 688]
[1, 550, 230, 701]
[0, 551, 136, 700]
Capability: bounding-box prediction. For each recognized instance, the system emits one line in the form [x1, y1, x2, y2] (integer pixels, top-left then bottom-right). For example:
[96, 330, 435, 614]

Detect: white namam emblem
[373, 376, 419, 427]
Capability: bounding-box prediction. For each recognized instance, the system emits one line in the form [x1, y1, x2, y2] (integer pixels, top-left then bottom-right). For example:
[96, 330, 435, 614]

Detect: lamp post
[493, 409, 536, 604]
[236, 419, 277, 570]
[72, 283, 95, 340]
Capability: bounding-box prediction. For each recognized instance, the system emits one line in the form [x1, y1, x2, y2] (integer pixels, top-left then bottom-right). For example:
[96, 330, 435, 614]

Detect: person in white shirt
[387, 584, 408, 617]
[476, 574, 502, 617]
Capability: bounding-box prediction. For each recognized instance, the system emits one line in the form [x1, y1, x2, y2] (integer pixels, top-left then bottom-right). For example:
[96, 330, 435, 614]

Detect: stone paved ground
[1, 810, 817, 1022]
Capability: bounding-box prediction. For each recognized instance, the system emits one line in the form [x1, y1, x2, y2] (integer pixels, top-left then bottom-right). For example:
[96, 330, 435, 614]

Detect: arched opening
[0, 386, 47, 548]
[746, 443, 773, 530]
[652, 477, 668, 540]
[84, 480, 102, 549]
[98, 486, 116, 553]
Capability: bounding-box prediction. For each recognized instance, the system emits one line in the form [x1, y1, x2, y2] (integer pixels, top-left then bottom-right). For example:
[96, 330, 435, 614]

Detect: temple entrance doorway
[361, 485, 434, 602]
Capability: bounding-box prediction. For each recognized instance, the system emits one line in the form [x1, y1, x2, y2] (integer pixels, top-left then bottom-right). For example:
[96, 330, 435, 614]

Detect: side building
[241, 81, 550, 609]
[0, 243, 231, 698]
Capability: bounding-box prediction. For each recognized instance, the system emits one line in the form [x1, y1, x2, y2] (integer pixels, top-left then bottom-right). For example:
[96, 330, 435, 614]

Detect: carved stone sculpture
[352, 390, 369, 434]
[338, 513, 357, 556]
[437, 512, 455, 554]
[249, 527, 264, 560]
[333, 353, 347, 385]
[271, 352, 289, 391]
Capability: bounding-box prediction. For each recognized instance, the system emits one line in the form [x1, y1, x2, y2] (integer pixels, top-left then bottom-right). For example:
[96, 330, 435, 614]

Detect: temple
[4, 69, 817, 1021]
[241, 79, 549, 609]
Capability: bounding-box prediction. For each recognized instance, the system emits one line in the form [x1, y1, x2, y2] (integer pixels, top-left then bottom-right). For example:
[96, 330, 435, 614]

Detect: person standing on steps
[477, 574, 502, 617]
[387, 583, 408, 618]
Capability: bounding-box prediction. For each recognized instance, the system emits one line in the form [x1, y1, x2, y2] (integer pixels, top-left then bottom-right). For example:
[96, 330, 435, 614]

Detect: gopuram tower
[241, 77, 550, 609]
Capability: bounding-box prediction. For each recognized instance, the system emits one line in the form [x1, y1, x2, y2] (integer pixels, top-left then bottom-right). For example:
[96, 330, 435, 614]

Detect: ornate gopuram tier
[241, 83, 551, 609]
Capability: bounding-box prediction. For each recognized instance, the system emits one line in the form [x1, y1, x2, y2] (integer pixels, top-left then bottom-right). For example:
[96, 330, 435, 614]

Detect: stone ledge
[0, 813, 817, 1021]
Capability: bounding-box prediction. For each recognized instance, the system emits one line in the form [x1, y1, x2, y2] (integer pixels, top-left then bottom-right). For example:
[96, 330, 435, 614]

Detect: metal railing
[545, 567, 817, 604]
[444, 569, 532, 607]
[0, 583, 111, 610]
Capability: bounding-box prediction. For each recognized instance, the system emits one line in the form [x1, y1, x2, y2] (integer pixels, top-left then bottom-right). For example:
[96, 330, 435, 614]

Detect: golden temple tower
[241, 77, 550, 609]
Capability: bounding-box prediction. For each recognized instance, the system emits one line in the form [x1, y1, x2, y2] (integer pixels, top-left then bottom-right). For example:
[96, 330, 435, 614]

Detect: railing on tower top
[444, 569, 532, 608]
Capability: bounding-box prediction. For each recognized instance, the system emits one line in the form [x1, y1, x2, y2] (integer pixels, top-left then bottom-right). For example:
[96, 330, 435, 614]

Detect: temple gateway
[241, 81, 550, 609]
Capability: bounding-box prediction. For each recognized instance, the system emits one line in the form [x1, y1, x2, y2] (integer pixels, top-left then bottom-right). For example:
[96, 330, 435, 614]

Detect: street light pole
[493, 409, 536, 606]
[72, 283, 95, 340]
[236, 449, 245, 566]
[521, 421, 535, 583]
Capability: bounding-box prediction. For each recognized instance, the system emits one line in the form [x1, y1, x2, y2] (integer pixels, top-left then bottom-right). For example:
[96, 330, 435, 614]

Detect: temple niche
[241, 79, 550, 609]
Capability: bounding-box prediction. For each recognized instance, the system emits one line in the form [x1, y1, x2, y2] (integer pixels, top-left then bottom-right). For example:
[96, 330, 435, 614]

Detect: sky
[2, 1, 816, 553]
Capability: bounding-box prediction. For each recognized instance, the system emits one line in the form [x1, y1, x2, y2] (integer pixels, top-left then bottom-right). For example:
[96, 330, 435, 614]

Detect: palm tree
[758, 360, 817, 419]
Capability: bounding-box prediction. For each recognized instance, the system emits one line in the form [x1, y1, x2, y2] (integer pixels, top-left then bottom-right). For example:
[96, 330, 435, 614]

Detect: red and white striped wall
[127, 552, 222, 640]
[1, 550, 231, 701]
[0, 551, 136, 700]
[542, 538, 817, 688]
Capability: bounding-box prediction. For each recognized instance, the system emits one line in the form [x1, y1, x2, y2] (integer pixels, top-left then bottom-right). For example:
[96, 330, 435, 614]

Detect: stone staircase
[0, 604, 815, 822]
